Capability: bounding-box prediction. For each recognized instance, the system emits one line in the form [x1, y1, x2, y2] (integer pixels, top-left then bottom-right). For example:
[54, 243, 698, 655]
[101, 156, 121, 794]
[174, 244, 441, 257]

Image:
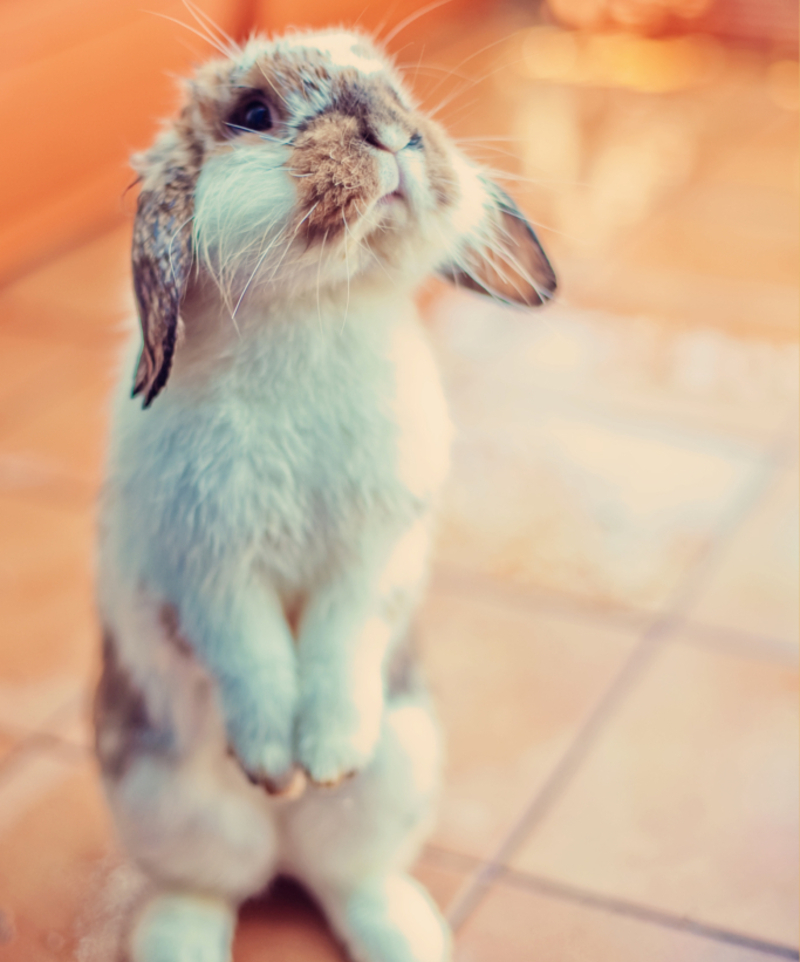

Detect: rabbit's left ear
[439, 179, 557, 307]
[131, 159, 196, 408]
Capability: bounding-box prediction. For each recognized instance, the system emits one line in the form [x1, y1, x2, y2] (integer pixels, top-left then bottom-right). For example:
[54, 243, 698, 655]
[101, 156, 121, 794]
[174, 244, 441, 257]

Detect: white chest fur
[102, 295, 451, 596]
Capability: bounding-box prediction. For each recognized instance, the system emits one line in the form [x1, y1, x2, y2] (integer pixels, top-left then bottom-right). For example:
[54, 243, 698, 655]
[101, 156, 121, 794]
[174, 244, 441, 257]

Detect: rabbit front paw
[222, 668, 299, 794]
[296, 686, 383, 786]
[228, 716, 296, 795]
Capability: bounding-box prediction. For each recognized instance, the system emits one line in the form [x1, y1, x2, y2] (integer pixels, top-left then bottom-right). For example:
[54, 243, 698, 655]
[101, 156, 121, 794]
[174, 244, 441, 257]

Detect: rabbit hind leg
[103, 734, 278, 962]
[95, 635, 278, 962]
[281, 692, 451, 962]
[129, 892, 235, 962]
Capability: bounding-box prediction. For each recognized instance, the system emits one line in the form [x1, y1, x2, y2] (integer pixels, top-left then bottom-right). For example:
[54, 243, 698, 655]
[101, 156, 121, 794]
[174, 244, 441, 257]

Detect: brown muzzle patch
[292, 113, 380, 243]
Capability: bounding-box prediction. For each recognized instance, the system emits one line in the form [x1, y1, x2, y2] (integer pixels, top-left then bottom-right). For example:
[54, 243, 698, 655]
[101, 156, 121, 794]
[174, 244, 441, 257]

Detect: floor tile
[688, 462, 800, 650]
[0, 365, 115, 492]
[0, 225, 133, 349]
[562, 246, 800, 340]
[0, 338, 119, 466]
[429, 290, 799, 446]
[0, 332, 75, 414]
[479, 38, 797, 275]
[0, 745, 84, 835]
[0, 675, 88, 745]
[511, 639, 799, 946]
[413, 855, 470, 913]
[0, 751, 462, 962]
[428, 309, 763, 610]
[235, 880, 346, 962]
[0, 753, 117, 961]
[0, 331, 118, 491]
[418, 587, 639, 858]
[0, 729, 16, 766]
[457, 878, 788, 962]
[0, 495, 97, 685]
[0, 452, 96, 508]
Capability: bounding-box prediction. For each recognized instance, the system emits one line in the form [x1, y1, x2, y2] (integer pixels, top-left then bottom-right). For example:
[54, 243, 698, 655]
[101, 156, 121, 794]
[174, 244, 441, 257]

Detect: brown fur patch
[237, 50, 334, 121]
[330, 73, 410, 140]
[282, 594, 306, 640]
[159, 604, 193, 657]
[444, 185, 557, 307]
[419, 117, 460, 210]
[132, 167, 196, 407]
[386, 625, 424, 701]
[292, 113, 381, 242]
[94, 631, 173, 780]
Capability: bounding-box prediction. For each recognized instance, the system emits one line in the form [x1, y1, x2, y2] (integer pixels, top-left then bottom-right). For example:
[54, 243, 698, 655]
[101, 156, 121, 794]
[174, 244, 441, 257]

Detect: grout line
[0, 214, 128, 291]
[497, 868, 800, 960]
[0, 733, 89, 773]
[421, 844, 481, 873]
[677, 621, 799, 666]
[445, 617, 667, 928]
[445, 434, 793, 931]
[431, 564, 655, 632]
[0, 691, 92, 784]
[441, 340, 790, 464]
[432, 563, 797, 666]
[0, 734, 83, 790]
[424, 846, 799, 960]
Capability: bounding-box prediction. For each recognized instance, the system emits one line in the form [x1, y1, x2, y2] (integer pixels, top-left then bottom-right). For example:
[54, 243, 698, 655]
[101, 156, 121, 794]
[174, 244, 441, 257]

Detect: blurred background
[0, 1, 797, 960]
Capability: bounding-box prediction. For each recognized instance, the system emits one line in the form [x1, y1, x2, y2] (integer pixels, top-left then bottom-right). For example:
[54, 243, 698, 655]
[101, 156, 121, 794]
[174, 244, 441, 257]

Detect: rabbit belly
[101, 307, 450, 597]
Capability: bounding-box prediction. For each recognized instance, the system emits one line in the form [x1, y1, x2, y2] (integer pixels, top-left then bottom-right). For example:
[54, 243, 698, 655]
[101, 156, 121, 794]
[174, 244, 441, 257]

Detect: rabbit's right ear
[438, 171, 557, 308]
[131, 135, 198, 408]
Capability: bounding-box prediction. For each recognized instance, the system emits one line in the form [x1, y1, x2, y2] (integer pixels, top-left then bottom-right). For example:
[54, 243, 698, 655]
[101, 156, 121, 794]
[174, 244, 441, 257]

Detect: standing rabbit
[95, 27, 556, 962]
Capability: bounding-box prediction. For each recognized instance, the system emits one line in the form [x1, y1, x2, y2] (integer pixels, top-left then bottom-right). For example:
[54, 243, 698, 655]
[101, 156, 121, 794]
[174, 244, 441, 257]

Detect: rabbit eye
[406, 133, 423, 149]
[229, 99, 272, 134]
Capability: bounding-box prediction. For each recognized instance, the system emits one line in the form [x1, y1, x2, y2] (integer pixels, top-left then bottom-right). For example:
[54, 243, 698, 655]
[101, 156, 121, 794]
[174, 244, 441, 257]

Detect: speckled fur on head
[129, 27, 556, 405]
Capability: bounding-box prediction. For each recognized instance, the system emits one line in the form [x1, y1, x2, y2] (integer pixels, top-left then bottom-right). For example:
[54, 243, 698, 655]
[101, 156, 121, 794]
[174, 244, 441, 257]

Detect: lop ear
[131, 158, 196, 408]
[439, 178, 557, 308]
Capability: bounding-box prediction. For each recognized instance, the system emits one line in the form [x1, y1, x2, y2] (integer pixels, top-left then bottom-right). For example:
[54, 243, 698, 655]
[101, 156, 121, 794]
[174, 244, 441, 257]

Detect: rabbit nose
[364, 124, 408, 154]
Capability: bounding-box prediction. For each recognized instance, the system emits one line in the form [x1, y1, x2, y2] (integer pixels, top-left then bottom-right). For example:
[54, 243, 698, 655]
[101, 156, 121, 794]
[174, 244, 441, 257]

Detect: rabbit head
[131, 29, 557, 406]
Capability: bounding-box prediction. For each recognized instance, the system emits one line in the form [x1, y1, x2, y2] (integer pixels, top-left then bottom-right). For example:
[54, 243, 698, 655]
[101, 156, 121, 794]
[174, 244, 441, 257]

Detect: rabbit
[94, 26, 556, 962]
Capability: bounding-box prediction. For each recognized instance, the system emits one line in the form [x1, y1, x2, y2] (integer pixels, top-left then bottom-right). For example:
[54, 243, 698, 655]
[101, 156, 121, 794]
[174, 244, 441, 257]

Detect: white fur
[315, 30, 388, 76]
[130, 894, 235, 962]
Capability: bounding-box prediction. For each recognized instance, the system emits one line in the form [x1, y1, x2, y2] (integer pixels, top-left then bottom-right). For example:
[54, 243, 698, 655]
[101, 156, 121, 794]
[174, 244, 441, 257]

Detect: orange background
[0, 0, 487, 284]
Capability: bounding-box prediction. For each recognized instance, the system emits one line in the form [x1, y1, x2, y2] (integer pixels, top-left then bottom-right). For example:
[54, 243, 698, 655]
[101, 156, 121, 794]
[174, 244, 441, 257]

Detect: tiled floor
[0, 11, 797, 962]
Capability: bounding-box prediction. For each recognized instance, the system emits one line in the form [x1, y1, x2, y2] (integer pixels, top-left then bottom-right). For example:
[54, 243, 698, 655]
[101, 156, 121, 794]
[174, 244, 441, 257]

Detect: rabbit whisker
[425, 33, 514, 95]
[341, 211, 352, 334]
[425, 50, 531, 120]
[256, 63, 293, 112]
[381, 0, 457, 46]
[396, 62, 471, 84]
[181, 0, 241, 57]
[167, 214, 195, 286]
[480, 226, 549, 302]
[316, 230, 328, 333]
[231, 224, 290, 325]
[146, 11, 233, 60]
[265, 202, 320, 286]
